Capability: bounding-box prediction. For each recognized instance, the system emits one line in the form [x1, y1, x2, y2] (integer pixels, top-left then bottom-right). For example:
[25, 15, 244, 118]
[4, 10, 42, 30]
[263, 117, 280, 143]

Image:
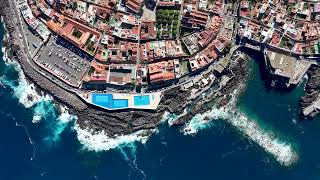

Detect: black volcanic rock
[0, 1, 167, 137]
[300, 65, 320, 118]
[0, 0, 252, 138]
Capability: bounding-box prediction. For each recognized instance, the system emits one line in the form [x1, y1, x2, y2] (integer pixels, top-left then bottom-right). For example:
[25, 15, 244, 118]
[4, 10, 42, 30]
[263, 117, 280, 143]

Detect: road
[11, 0, 78, 93]
[10, 0, 238, 96]
[149, 1, 239, 93]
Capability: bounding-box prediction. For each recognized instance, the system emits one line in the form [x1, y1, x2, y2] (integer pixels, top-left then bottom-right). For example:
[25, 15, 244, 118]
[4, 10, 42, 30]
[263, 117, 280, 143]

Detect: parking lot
[34, 37, 90, 86]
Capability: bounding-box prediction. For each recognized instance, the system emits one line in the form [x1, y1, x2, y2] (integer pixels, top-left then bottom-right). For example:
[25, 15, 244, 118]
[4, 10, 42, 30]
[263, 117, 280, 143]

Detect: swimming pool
[134, 95, 150, 106]
[92, 94, 112, 108]
[92, 94, 128, 109]
[112, 99, 129, 109]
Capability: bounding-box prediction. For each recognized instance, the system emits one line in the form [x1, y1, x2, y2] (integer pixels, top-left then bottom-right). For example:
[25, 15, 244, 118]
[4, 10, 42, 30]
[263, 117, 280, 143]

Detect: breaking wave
[0, 53, 55, 122]
[32, 94, 53, 123]
[74, 124, 155, 152]
[43, 105, 77, 144]
[0, 53, 77, 145]
[74, 110, 176, 152]
[0, 57, 56, 123]
[58, 105, 78, 123]
[0, 30, 298, 167]
[165, 109, 188, 126]
[182, 107, 225, 135]
[0, 58, 41, 108]
[181, 100, 298, 166]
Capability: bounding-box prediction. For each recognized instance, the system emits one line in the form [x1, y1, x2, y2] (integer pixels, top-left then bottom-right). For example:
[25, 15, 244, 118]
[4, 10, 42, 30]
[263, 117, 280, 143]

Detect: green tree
[172, 29, 177, 36]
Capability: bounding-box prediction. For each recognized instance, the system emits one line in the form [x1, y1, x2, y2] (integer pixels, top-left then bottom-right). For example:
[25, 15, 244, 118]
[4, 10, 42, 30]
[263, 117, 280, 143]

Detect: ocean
[1, 21, 320, 180]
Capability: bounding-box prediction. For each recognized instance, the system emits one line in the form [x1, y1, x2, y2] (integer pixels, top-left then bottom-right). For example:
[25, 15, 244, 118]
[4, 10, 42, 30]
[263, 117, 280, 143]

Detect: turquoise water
[92, 93, 128, 109]
[134, 95, 150, 106]
[2, 21, 320, 179]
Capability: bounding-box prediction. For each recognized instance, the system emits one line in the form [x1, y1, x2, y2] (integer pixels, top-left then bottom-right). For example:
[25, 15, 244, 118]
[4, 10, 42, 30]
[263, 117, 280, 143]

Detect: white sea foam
[1, 47, 5, 58]
[183, 106, 229, 135]
[74, 110, 183, 152]
[0, 42, 41, 108]
[0, 58, 41, 108]
[0, 24, 77, 145]
[163, 111, 178, 125]
[58, 105, 77, 123]
[182, 101, 298, 166]
[166, 109, 188, 126]
[0, 57, 54, 123]
[74, 124, 155, 152]
[0, 50, 73, 127]
[0, 51, 56, 120]
[32, 94, 53, 123]
[230, 113, 298, 166]
[43, 105, 78, 144]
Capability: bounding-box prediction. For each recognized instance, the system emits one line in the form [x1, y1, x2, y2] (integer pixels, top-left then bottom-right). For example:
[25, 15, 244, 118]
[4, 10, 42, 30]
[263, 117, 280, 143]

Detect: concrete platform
[266, 50, 312, 86]
[78, 91, 162, 110]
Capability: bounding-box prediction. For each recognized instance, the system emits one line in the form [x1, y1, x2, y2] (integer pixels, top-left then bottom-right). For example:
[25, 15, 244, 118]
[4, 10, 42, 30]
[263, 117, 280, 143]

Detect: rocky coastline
[238, 47, 320, 119]
[3, 0, 314, 140]
[0, 0, 166, 136]
[170, 53, 250, 125]
[300, 65, 320, 118]
[0, 0, 209, 137]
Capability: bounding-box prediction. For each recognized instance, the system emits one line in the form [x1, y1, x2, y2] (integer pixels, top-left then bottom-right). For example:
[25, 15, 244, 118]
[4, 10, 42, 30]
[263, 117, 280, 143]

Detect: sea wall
[0, 0, 168, 136]
[0, 0, 258, 137]
[0, 2, 87, 111]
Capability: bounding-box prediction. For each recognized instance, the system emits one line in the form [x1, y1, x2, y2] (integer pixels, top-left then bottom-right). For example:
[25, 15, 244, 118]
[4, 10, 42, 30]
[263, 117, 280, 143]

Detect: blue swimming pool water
[134, 95, 150, 106]
[92, 94, 112, 108]
[92, 94, 128, 109]
[112, 99, 129, 109]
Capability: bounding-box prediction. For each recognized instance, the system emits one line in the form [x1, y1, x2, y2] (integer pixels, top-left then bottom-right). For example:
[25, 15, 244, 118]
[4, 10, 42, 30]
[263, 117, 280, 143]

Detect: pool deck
[77, 91, 162, 110]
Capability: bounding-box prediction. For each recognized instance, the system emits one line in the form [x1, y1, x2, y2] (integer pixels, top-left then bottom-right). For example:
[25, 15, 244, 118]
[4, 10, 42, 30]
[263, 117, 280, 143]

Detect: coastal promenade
[7, 0, 233, 112]
[1, 0, 306, 168]
[0, 0, 90, 113]
[6, 0, 320, 115]
[7, 0, 320, 114]
[9, 0, 316, 115]
[11, 0, 77, 93]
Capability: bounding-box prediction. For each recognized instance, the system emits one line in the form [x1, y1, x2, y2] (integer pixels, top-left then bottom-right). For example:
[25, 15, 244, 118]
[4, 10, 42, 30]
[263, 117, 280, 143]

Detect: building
[148, 60, 175, 83]
[182, 7, 209, 28]
[125, 0, 143, 14]
[47, 15, 101, 56]
[140, 20, 156, 39]
[19, 2, 51, 41]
